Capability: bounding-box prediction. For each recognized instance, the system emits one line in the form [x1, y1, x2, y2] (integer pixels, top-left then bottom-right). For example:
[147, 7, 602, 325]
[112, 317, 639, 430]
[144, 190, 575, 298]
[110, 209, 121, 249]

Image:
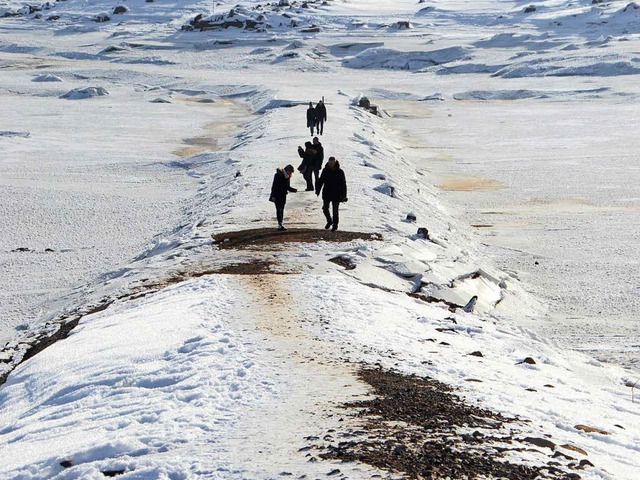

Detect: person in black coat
[315, 156, 347, 231]
[311, 136, 324, 185]
[297, 141, 316, 191]
[270, 164, 297, 230]
[314, 99, 327, 135]
[306, 102, 316, 136]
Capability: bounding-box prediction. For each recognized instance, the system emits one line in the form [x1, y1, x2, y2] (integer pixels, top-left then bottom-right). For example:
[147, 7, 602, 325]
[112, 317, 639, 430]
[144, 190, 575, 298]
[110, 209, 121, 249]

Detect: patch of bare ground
[320, 368, 579, 480]
[213, 227, 381, 249]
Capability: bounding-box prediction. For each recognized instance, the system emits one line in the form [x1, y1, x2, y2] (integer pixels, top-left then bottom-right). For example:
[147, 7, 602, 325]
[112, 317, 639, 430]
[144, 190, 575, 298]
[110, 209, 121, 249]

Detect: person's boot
[331, 224, 338, 232]
[324, 221, 332, 229]
[278, 224, 286, 231]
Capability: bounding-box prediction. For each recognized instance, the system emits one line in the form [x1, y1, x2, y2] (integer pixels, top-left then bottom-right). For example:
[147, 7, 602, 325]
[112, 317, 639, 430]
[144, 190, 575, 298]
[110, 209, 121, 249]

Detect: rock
[417, 227, 430, 240]
[574, 424, 609, 435]
[395, 21, 412, 29]
[517, 357, 536, 365]
[358, 96, 371, 109]
[113, 5, 129, 14]
[524, 5, 536, 13]
[521, 437, 555, 450]
[578, 459, 595, 468]
[468, 351, 483, 357]
[95, 13, 110, 22]
[553, 451, 575, 460]
[406, 212, 417, 222]
[60, 460, 73, 468]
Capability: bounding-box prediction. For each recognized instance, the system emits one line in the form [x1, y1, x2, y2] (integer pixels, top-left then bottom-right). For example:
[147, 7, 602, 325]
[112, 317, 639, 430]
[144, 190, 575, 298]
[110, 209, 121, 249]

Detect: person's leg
[318, 120, 324, 135]
[313, 168, 319, 185]
[304, 170, 314, 190]
[322, 199, 332, 228]
[331, 200, 339, 231]
[276, 201, 285, 228]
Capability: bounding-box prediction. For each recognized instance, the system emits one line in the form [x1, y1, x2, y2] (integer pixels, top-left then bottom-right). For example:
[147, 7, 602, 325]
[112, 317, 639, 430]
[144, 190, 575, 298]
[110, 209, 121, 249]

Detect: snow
[0, 0, 639, 478]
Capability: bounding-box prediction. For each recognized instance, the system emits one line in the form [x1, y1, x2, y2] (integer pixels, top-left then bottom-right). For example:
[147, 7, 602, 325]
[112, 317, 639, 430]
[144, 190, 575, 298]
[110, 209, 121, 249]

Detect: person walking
[311, 136, 324, 186]
[306, 102, 316, 136]
[269, 164, 297, 230]
[314, 99, 327, 135]
[297, 141, 316, 191]
[315, 156, 347, 231]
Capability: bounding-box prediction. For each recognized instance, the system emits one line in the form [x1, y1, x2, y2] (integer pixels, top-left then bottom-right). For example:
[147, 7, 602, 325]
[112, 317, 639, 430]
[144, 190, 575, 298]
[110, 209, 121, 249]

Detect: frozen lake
[381, 96, 640, 372]
[0, 60, 252, 345]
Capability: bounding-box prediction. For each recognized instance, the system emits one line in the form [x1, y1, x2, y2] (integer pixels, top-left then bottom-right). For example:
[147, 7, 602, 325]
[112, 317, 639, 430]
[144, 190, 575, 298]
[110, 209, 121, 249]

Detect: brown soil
[320, 368, 578, 480]
[213, 228, 381, 249]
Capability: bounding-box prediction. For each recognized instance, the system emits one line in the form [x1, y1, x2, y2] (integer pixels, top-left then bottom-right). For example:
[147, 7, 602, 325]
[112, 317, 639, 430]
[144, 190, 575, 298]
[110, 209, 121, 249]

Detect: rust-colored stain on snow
[438, 176, 503, 191]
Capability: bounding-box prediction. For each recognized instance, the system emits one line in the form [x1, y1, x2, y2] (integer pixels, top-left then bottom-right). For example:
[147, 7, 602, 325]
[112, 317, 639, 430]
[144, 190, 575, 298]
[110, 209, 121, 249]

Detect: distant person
[311, 136, 324, 185]
[306, 102, 316, 136]
[297, 141, 316, 191]
[315, 156, 347, 231]
[315, 99, 327, 135]
[269, 164, 297, 231]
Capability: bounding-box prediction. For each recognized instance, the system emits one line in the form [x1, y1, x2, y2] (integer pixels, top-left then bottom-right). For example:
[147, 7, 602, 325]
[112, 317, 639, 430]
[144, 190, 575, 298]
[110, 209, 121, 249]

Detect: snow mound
[60, 87, 109, 99]
[436, 63, 506, 75]
[474, 32, 566, 50]
[344, 46, 471, 71]
[454, 90, 548, 100]
[32, 73, 63, 82]
[493, 55, 640, 78]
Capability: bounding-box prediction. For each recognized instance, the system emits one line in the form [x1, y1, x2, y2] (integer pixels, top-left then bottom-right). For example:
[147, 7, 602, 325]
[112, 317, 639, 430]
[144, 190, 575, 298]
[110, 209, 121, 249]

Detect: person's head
[318, 99, 323, 104]
[313, 136, 320, 144]
[284, 164, 294, 176]
[305, 141, 312, 149]
[327, 156, 337, 168]
[309, 101, 313, 108]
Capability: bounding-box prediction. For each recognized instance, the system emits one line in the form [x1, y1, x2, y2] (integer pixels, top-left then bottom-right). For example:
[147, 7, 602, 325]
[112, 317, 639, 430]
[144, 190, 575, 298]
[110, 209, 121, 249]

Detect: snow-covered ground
[0, 0, 639, 478]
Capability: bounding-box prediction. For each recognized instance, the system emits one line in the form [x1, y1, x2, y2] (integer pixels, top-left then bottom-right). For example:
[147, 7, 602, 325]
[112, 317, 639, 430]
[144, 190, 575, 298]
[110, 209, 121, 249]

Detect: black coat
[270, 169, 296, 202]
[298, 146, 316, 172]
[306, 107, 316, 128]
[315, 102, 327, 122]
[312, 143, 324, 170]
[316, 161, 347, 201]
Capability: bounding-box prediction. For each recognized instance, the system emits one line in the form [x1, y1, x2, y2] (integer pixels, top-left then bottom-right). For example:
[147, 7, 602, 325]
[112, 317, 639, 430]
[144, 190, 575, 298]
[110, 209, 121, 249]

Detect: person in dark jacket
[270, 164, 297, 230]
[315, 156, 347, 231]
[314, 99, 327, 135]
[297, 141, 316, 191]
[311, 136, 324, 185]
[306, 102, 316, 136]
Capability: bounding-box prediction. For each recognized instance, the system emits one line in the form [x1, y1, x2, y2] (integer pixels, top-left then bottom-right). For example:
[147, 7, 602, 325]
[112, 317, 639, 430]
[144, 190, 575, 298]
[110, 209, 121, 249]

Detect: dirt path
[223, 272, 379, 476]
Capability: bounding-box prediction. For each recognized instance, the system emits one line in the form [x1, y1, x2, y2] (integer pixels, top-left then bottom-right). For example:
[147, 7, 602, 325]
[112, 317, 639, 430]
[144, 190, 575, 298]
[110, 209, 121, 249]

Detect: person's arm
[315, 170, 325, 196]
[341, 171, 347, 201]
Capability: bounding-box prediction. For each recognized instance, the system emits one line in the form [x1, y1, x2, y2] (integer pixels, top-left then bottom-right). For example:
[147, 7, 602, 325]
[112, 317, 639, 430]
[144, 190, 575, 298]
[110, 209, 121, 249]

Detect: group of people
[269, 101, 347, 232]
[306, 100, 327, 136]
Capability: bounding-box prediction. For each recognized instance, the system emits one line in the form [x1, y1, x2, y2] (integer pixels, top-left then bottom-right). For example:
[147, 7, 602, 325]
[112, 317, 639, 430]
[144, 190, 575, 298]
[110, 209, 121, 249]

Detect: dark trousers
[275, 200, 286, 225]
[309, 123, 315, 136]
[322, 199, 339, 227]
[313, 168, 320, 185]
[316, 120, 324, 135]
[303, 169, 314, 190]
